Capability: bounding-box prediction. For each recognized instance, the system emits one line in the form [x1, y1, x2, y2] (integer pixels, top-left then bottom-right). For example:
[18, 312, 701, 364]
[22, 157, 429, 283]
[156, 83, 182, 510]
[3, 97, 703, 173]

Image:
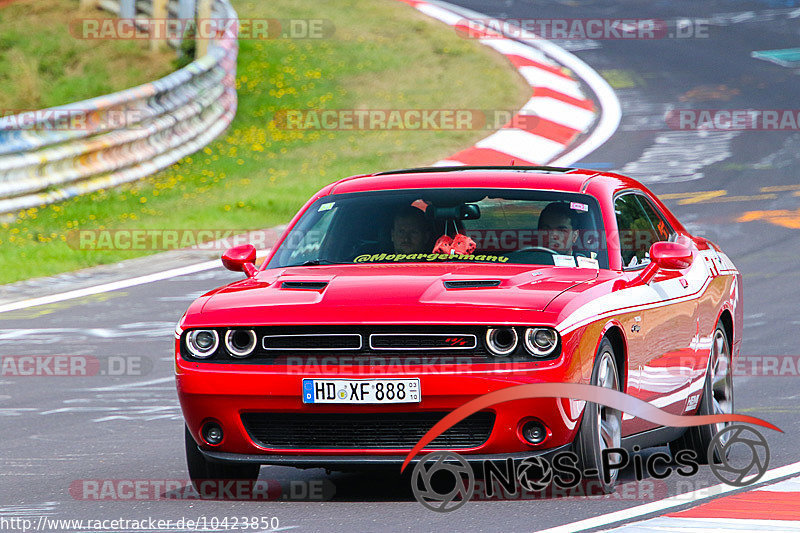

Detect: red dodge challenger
[176, 166, 740, 492]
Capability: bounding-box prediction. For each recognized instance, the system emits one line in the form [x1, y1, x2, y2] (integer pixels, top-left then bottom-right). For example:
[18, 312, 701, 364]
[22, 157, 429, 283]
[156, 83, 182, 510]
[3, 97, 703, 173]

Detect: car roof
[324, 166, 640, 196]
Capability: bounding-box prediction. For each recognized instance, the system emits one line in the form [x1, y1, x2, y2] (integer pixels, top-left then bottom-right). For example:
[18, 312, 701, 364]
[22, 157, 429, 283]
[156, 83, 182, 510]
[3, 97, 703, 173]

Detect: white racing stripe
[556, 250, 720, 335]
[621, 377, 705, 420]
[534, 461, 800, 533]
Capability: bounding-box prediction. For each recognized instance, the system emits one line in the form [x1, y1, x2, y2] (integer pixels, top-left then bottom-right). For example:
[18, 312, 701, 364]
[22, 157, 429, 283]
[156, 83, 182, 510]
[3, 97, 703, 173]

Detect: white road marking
[620, 131, 739, 183]
[534, 461, 800, 533]
[754, 476, 800, 492]
[88, 376, 174, 391]
[606, 516, 800, 532]
[0, 260, 220, 314]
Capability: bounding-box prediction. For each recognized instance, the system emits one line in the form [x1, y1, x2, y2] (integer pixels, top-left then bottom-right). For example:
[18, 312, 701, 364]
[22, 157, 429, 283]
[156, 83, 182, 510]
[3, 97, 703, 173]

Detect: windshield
[267, 188, 609, 269]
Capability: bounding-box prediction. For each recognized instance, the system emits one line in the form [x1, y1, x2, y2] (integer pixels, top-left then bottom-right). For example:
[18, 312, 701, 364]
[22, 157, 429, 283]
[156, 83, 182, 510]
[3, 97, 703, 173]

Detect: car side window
[614, 194, 657, 269]
[634, 195, 673, 242]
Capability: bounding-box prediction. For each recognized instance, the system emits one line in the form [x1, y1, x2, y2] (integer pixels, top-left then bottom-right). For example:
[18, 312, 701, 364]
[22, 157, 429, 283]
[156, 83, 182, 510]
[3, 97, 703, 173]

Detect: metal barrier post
[119, 0, 135, 19]
[196, 0, 212, 57]
[178, 0, 196, 20]
[151, 0, 168, 51]
[178, 0, 196, 48]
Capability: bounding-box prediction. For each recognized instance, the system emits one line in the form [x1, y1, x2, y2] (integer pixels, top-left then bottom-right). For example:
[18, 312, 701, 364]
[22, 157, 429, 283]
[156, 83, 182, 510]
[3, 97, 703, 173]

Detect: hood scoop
[281, 281, 329, 290]
[443, 279, 502, 289]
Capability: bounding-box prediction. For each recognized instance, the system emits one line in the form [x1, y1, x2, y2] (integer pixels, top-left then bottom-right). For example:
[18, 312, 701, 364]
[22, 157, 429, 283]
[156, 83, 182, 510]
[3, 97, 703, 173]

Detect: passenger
[391, 205, 434, 254]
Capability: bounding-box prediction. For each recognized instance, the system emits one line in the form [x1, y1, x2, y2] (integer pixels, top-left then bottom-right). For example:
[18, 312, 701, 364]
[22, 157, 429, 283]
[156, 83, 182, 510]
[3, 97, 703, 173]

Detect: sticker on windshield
[353, 253, 509, 264]
[318, 202, 335, 212]
[570, 202, 589, 212]
[577, 256, 599, 269]
[553, 255, 577, 267]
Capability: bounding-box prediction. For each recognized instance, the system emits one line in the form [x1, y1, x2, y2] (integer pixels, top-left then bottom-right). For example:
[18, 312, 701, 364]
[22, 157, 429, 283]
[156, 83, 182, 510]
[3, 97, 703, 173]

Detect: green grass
[0, 0, 174, 110]
[0, 0, 530, 284]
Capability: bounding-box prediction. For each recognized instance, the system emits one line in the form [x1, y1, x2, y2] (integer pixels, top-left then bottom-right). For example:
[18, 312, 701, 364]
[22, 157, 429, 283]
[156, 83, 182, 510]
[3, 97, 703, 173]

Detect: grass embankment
[0, 0, 530, 284]
[0, 0, 173, 109]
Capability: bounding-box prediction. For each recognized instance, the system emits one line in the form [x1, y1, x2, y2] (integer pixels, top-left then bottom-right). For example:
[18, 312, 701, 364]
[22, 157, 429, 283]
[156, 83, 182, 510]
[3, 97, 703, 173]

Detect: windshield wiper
[291, 259, 340, 267]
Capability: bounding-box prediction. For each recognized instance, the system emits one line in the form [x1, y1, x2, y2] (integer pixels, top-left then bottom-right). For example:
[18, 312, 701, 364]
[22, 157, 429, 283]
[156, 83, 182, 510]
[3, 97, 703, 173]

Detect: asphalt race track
[2, 1, 800, 531]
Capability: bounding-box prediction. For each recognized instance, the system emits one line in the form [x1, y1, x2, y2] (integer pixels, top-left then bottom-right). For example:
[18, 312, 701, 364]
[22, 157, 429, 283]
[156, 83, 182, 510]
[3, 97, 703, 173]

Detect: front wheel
[185, 426, 261, 495]
[574, 338, 623, 494]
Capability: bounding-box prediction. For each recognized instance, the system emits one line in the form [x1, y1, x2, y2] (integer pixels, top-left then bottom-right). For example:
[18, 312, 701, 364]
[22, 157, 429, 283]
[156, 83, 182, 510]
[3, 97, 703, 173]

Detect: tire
[185, 426, 261, 495]
[669, 322, 733, 464]
[574, 338, 623, 494]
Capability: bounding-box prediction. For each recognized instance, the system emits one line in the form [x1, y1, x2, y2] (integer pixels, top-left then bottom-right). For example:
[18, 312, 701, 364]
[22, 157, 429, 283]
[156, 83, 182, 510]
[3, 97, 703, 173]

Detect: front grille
[369, 333, 477, 350]
[262, 334, 362, 351]
[242, 411, 494, 449]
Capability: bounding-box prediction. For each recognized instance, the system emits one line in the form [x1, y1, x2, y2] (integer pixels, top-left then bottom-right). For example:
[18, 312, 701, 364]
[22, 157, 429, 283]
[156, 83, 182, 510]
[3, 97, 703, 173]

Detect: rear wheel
[575, 338, 623, 494]
[185, 426, 260, 494]
[670, 321, 733, 464]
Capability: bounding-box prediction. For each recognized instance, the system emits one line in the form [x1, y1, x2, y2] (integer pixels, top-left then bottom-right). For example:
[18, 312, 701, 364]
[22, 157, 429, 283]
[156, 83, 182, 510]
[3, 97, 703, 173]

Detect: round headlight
[524, 327, 558, 357]
[224, 329, 257, 358]
[186, 329, 219, 358]
[485, 327, 518, 357]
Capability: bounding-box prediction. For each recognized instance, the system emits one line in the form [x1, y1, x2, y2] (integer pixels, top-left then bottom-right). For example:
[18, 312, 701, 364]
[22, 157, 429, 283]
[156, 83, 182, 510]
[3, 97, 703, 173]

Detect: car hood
[188, 263, 599, 327]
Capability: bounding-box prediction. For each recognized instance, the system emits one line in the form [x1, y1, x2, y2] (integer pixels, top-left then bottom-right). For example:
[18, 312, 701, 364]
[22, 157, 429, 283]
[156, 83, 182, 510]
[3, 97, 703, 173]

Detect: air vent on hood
[443, 279, 502, 289]
[281, 281, 329, 290]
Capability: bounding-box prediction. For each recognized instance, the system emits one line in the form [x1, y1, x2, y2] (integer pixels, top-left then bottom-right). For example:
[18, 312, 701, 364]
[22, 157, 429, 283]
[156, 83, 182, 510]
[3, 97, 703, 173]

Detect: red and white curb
[397, 0, 620, 166]
[603, 475, 800, 532]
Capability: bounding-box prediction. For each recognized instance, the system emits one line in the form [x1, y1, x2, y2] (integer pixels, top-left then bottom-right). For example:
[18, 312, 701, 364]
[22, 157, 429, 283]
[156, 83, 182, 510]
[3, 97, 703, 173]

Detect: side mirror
[624, 241, 692, 287]
[222, 244, 258, 277]
[650, 241, 693, 270]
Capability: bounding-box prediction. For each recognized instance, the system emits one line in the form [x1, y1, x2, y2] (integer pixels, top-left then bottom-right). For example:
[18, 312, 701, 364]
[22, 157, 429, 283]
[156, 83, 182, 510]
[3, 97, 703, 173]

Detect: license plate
[302, 378, 420, 404]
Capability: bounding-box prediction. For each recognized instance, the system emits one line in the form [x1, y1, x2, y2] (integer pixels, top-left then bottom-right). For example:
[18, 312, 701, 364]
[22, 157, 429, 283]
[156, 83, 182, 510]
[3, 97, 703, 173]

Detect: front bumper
[177, 357, 586, 458]
[197, 444, 574, 469]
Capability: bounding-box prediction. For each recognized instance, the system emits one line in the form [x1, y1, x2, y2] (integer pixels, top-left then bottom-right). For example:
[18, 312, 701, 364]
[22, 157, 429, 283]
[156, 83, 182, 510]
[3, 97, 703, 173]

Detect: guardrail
[0, 0, 238, 215]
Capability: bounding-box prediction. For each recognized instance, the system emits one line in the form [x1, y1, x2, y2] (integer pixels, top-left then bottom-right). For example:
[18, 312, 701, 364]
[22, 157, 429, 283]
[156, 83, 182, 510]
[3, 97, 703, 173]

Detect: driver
[537, 202, 579, 254]
[391, 205, 434, 254]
